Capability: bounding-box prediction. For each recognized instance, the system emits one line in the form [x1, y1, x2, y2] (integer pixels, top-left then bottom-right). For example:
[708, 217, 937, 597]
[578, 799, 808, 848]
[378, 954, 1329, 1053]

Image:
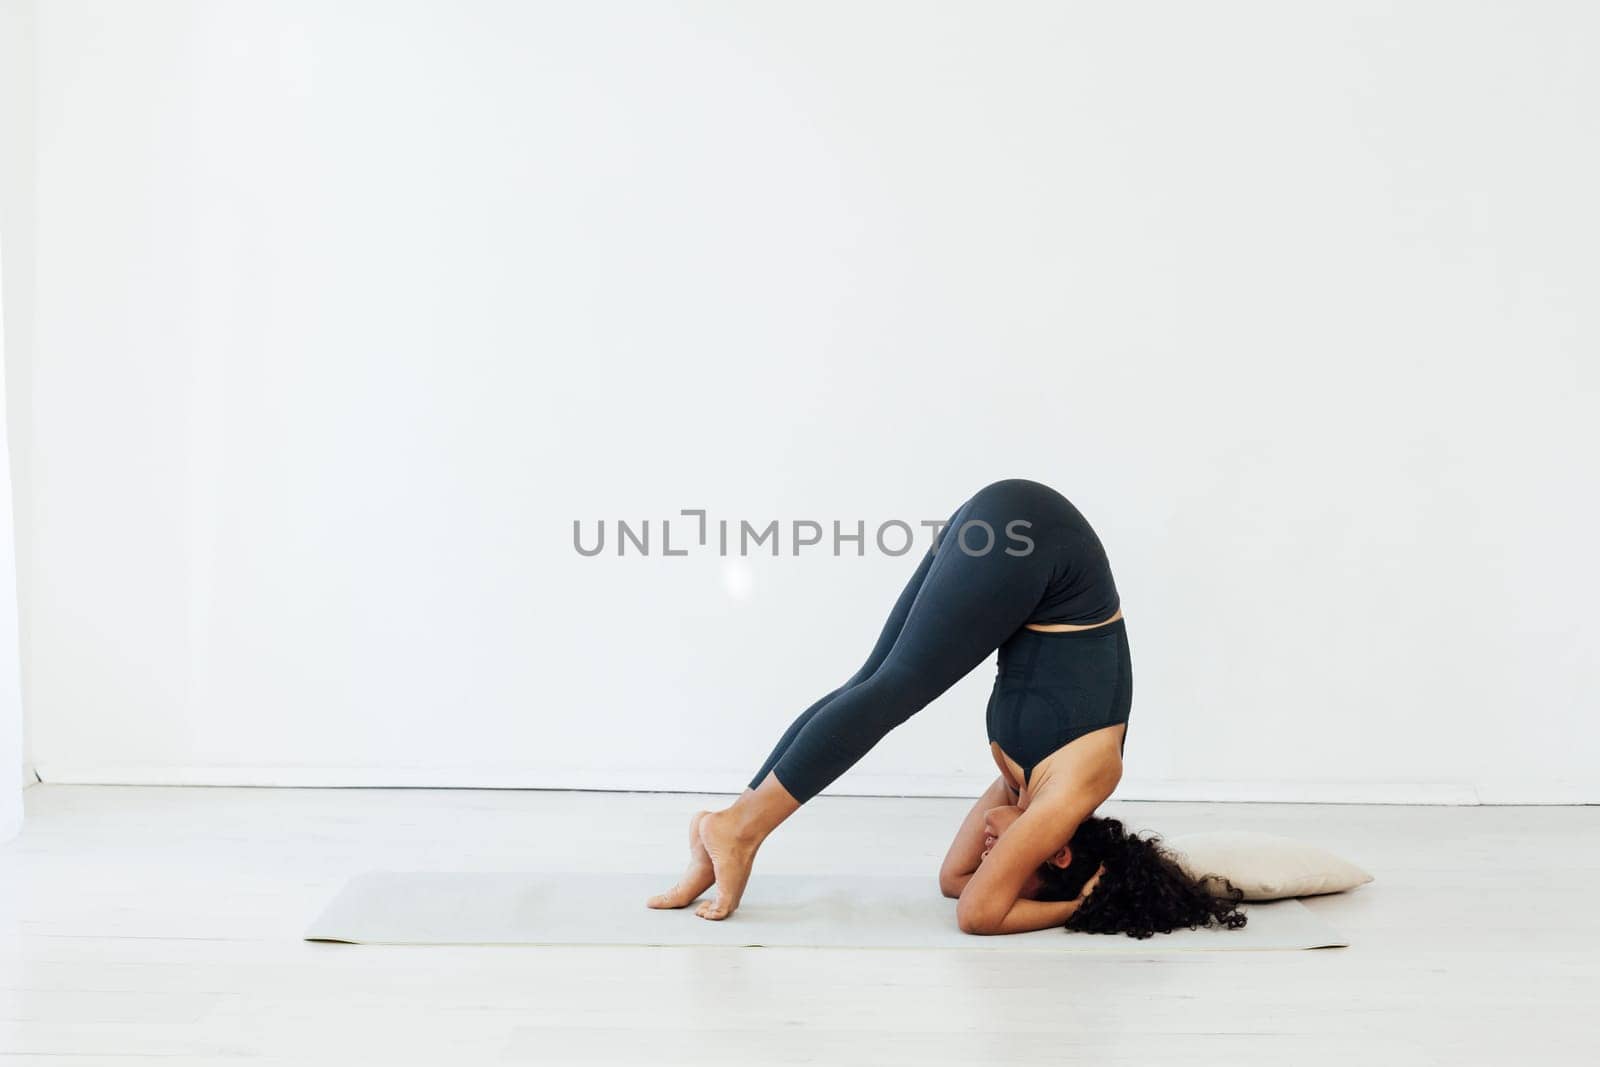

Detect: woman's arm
[961, 866, 1105, 935]
[938, 775, 1017, 898]
[955, 792, 1098, 934]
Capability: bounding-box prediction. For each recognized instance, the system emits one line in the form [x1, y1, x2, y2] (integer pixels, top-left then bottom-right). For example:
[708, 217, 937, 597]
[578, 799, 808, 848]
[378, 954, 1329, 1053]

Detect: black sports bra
[985, 618, 1132, 786]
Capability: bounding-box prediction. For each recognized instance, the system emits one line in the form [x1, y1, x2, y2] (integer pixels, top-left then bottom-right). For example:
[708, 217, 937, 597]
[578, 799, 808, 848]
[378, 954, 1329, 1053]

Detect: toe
[647, 885, 688, 909]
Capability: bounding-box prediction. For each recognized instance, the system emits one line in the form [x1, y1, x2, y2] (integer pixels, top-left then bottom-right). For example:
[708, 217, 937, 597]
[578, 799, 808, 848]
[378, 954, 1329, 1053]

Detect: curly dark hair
[1032, 816, 1248, 939]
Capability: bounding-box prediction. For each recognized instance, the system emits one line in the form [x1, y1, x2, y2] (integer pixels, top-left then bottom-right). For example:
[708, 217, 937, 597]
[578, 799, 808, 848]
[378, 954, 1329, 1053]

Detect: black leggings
[748, 478, 1123, 804]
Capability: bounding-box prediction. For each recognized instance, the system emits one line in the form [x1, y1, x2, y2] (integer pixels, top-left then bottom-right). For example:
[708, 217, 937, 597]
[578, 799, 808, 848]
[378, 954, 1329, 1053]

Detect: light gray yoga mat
[305, 872, 1347, 951]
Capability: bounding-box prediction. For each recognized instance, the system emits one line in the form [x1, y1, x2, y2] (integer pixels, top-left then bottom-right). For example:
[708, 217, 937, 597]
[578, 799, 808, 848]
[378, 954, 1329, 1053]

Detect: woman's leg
[744, 544, 937, 790]
[683, 481, 1063, 918]
[756, 487, 1055, 804]
[646, 538, 937, 914]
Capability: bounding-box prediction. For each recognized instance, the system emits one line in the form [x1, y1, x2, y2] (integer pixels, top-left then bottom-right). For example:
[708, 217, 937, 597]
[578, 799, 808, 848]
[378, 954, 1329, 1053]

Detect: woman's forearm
[960, 864, 1103, 935]
[940, 870, 974, 898]
[965, 895, 1080, 935]
[938, 776, 1016, 894]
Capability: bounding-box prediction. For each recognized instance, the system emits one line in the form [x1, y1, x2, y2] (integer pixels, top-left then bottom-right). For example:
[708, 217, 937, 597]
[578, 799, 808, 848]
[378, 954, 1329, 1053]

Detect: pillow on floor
[1163, 831, 1373, 901]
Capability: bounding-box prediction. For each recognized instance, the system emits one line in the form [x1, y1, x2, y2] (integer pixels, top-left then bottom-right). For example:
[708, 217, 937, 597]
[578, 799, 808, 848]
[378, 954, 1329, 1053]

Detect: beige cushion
[1164, 831, 1374, 901]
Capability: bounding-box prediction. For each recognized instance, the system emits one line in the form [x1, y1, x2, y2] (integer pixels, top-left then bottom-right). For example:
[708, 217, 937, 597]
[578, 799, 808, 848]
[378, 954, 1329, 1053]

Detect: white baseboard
[1471, 781, 1598, 805]
[31, 763, 1596, 805]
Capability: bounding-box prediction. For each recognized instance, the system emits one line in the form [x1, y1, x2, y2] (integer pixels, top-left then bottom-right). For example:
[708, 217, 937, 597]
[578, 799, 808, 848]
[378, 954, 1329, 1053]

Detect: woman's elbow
[938, 866, 973, 899]
[956, 901, 999, 935]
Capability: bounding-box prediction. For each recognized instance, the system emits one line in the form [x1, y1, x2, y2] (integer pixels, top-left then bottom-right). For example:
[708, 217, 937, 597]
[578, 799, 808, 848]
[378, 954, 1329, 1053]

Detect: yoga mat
[305, 872, 1347, 951]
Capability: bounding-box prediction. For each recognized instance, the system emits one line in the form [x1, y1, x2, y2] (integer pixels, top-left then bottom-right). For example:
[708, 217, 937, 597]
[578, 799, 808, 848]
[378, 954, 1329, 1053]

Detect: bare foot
[646, 810, 716, 909]
[693, 808, 761, 920]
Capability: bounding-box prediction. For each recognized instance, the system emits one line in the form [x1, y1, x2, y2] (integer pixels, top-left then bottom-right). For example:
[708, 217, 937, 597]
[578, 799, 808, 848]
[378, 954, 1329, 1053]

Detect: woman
[647, 478, 1245, 938]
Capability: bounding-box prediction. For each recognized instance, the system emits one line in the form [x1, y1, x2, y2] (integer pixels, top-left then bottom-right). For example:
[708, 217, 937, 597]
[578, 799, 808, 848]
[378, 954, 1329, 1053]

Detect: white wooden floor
[1, 786, 1596, 1066]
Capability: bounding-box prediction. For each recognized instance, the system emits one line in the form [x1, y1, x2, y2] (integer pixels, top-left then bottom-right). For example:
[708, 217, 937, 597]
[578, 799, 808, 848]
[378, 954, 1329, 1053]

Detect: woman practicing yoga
[647, 478, 1245, 938]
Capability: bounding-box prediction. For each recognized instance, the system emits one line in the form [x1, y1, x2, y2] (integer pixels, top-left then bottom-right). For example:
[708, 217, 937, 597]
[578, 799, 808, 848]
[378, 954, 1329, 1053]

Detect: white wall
[0, 298, 20, 837]
[20, 1, 1599, 802]
[1, 0, 34, 839]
